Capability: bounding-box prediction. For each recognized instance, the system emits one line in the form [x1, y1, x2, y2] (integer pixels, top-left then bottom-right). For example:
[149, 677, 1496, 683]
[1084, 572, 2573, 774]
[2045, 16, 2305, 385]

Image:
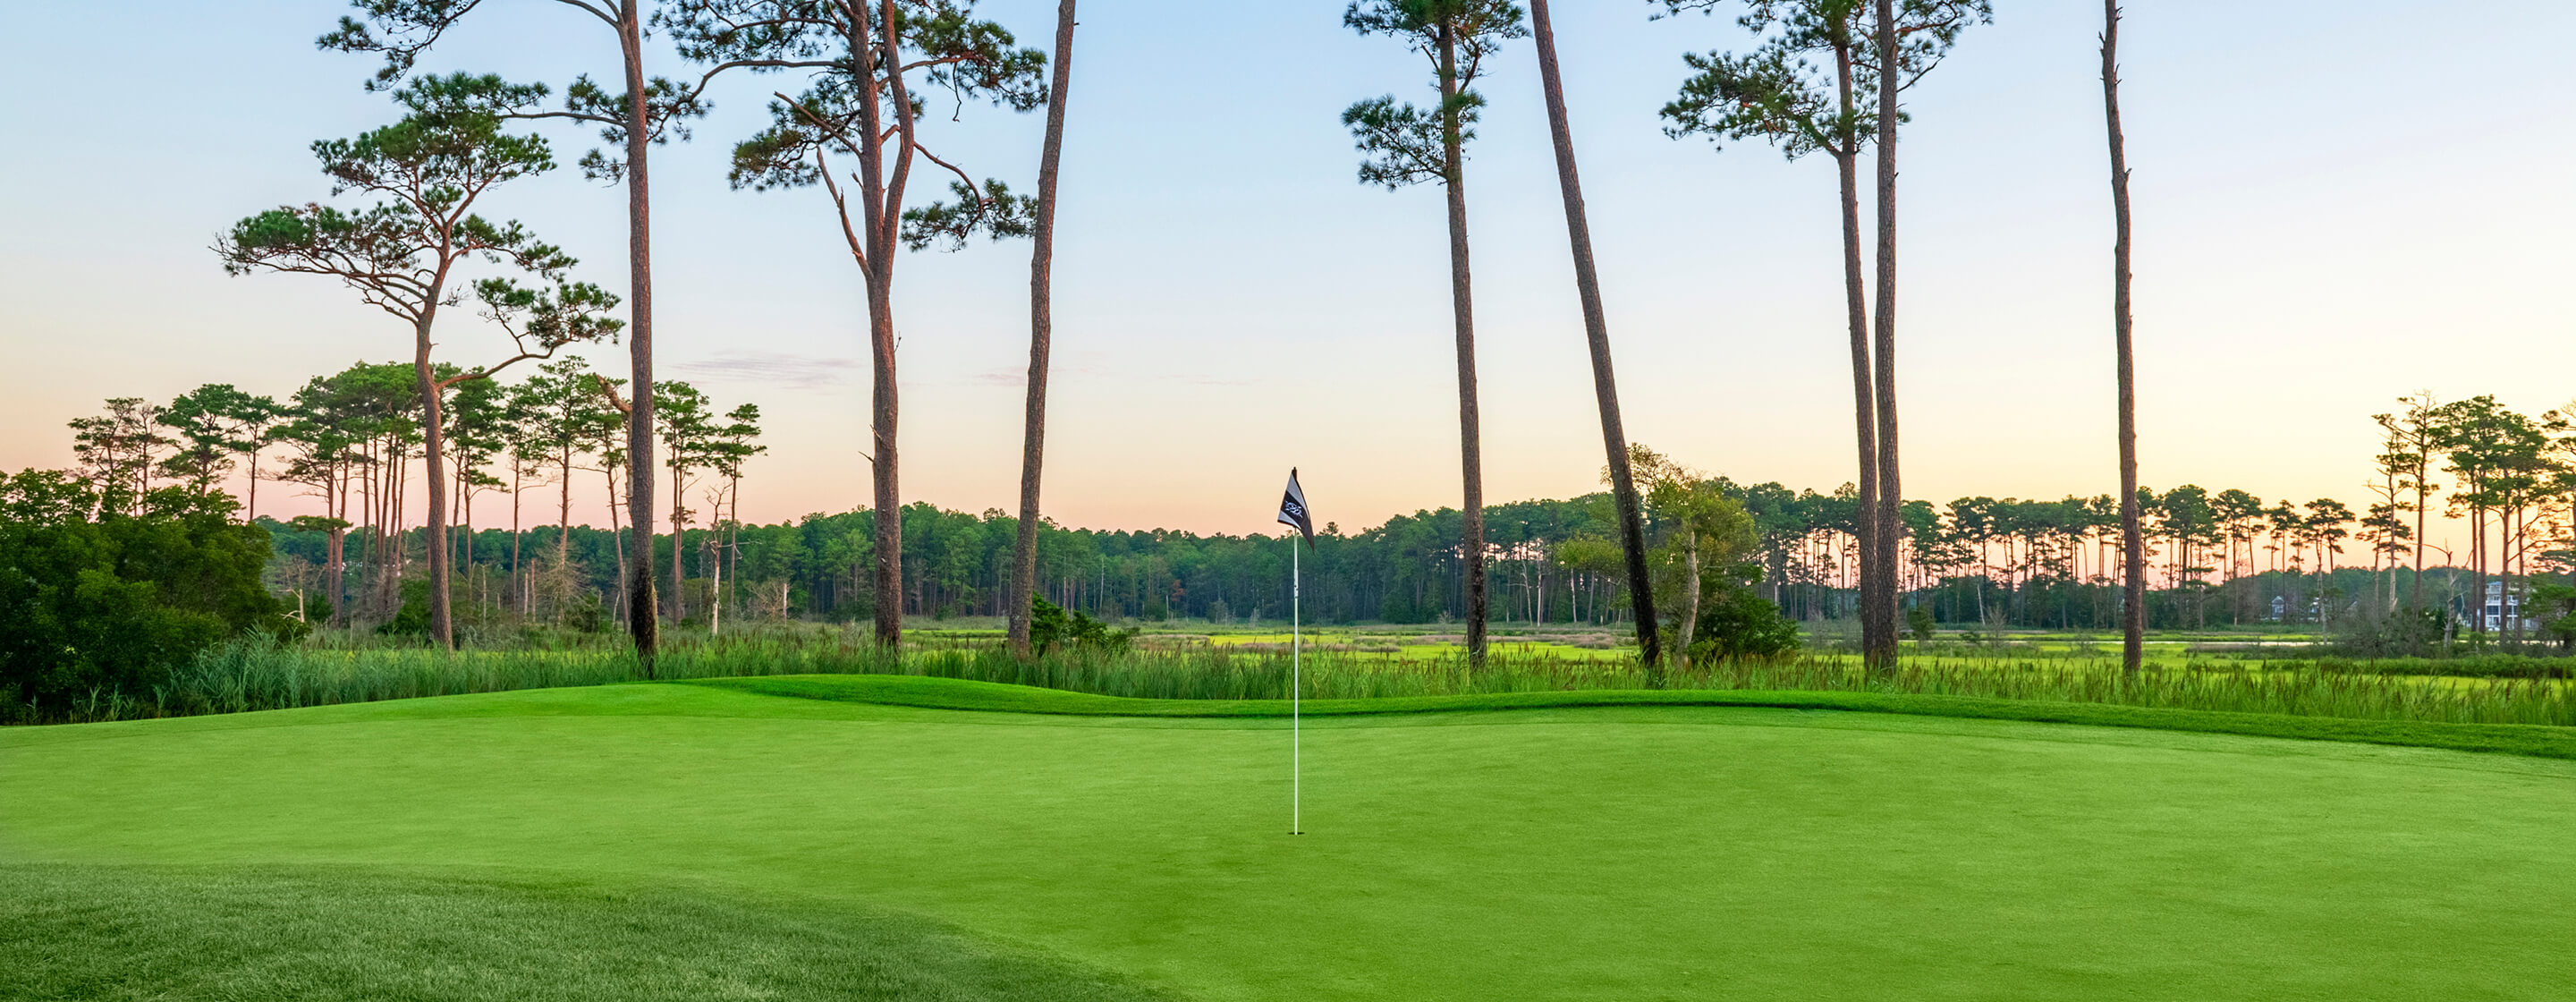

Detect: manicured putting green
[4, 678, 2572, 1000]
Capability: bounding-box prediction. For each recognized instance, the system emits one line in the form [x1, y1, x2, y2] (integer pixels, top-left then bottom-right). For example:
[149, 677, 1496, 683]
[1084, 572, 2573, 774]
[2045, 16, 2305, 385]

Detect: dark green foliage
[1691, 565, 1802, 659]
[0, 864, 1174, 1002]
[1027, 598, 1131, 657]
[0, 471, 300, 716]
[1905, 604, 1935, 641]
[2534, 582, 2576, 650]
[1338, 1, 1525, 189]
[687, 0, 1048, 247]
[377, 579, 432, 639]
[2326, 605, 2447, 658]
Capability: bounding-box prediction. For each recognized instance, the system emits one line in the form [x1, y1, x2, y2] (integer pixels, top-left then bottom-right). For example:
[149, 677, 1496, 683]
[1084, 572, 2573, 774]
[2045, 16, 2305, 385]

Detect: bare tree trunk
[669, 465, 688, 624]
[1528, 0, 1660, 678]
[1009, 0, 1078, 658]
[854, 1, 916, 648]
[509, 463, 522, 615]
[1865, 0, 1903, 675]
[2105, 0, 2145, 674]
[1832, 37, 1881, 675]
[1439, 22, 1488, 670]
[615, 1, 660, 674]
[557, 443, 574, 617]
[415, 315, 453, 650]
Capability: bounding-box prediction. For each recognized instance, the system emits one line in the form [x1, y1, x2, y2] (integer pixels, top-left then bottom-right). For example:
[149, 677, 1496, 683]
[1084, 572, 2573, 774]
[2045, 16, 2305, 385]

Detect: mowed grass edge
[686, 675, 2576, 760]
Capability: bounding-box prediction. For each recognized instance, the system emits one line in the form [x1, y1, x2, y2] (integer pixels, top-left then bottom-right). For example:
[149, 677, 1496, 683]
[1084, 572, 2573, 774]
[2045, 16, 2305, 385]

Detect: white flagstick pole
[1292, 533, 1301, 836]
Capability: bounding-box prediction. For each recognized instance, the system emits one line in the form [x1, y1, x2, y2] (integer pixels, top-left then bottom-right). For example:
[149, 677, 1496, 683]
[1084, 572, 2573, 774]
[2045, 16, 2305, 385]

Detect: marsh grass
[27, 629, 2574, 728]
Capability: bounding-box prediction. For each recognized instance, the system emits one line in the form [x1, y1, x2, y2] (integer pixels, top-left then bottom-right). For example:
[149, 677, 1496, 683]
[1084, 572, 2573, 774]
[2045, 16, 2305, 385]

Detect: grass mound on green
[7, 678, 2574, 1000]
[0, 863, 1169, 1002]
[684, 673, 2576, 760]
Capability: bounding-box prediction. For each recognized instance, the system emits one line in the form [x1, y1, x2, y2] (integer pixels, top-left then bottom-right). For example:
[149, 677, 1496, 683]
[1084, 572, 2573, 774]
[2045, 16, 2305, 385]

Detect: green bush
[1693, 581, 1802, 660]
[0, 471, 301, 717]
[1030, 598, 1134, 656]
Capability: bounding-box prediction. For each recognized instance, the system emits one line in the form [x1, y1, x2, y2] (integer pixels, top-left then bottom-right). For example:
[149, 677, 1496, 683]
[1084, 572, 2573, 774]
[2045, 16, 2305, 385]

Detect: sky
[3, 1, 2572, 543]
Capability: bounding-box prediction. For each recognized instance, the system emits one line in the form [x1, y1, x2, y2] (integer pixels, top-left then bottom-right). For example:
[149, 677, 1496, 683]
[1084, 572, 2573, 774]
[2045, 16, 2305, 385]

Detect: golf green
[4, 678, 2572, 1000]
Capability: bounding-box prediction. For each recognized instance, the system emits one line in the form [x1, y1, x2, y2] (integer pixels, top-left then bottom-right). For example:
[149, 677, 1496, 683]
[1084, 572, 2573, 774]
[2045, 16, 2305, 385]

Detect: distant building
[2481, 581, 2544, 632]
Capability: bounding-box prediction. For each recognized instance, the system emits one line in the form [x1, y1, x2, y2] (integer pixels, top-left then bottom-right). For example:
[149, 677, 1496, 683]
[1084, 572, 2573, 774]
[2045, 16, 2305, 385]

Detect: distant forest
[258, 487, 2504, 633]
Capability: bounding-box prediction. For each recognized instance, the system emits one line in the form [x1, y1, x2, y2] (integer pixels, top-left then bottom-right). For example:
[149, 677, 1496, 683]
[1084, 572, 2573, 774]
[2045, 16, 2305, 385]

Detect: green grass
[6, 678, 2574, 1000]
[0, 863, 1170, 1002]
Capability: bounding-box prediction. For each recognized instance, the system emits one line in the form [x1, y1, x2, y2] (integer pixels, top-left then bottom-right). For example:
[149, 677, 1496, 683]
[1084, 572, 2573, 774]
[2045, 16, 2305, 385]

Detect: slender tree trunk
[726, 476, 742, 622]
[2411, 467, 2428, 607]
[669, 463, 688, 623]
[853, 2, 915, 647]
[1437, 22, 1489, 670]
[558, 443, 574, 616]
[1832, 38, 1881, 675]
[606, 459, 626, 624]
[2104, 1, 2145, 672]
[510, 463, 524, 616]
[1009, 0, 1078, 658]
[615, 1, 660, 673]
[1528, 0, 1660, 677]
[1864, 0, 1904, 674]
[415, 316, 453, 650]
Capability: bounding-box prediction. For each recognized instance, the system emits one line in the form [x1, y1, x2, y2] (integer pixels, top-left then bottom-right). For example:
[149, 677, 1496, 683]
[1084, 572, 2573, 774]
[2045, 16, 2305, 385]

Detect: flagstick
[1292, 533, 1302, 836]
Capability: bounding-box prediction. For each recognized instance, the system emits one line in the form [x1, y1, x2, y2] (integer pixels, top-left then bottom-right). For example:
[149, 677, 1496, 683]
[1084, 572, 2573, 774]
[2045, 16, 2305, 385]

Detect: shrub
[1693, 584, 1802, 661]
[1030, 598, 1134, 656]
[1906, 606, 1936, 643]
[0, 471, 301, 717]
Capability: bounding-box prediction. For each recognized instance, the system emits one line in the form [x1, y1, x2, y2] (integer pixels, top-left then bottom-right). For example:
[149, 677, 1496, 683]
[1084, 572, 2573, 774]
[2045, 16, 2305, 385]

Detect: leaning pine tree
[1007, 0, 1080, 658]
[1526, 0, 1662, 677]
[216, 73, 623, 650]
[1341, 0, 1526, 670]
[671, 0, 1046, 646]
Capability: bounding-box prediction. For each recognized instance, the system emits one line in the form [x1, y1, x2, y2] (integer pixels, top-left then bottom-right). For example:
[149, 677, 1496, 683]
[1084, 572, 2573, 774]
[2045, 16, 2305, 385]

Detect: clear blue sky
[3, 1, 2570, 539]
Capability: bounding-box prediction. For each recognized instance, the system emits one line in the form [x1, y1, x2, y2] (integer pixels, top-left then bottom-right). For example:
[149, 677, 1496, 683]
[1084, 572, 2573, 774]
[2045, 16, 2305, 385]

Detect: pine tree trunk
[510, 464, 524, 616]
[1009, 0, 1078, 658]
[1528, 0, 1660, 678]
[1438, 22, 1489, 670]
[1832, 35, 1881, 675]
[2105, 0, 2145, 674]
[855, 1, 913, 648]
[669, 466, 687, 624]
[416, 317, 453, 650]
[1865, 0, 1904, 674]
[617, 0, 660, 673]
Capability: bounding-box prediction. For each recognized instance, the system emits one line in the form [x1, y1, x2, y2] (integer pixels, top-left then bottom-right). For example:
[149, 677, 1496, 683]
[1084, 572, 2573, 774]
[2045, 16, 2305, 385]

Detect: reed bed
[30, 631, 2576, 728]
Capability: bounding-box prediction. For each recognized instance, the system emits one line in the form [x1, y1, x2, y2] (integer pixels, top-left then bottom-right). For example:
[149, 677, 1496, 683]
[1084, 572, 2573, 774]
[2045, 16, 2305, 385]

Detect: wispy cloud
[677, 352, 861, 390]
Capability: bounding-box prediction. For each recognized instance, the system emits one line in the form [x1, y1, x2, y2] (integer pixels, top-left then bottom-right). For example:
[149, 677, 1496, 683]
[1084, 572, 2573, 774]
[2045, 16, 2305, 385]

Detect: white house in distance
[2481, 581, 2545, 633]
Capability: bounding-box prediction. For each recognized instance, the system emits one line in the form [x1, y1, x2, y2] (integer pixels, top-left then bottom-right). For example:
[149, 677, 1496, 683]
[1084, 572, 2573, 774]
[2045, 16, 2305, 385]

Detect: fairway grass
[0, 864, 1171, 1002]
[6, 679, 2573, 1000]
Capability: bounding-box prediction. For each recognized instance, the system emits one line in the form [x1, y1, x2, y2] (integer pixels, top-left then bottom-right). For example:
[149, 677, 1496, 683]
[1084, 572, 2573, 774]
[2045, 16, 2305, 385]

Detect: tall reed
[24, 633, 2573, 728]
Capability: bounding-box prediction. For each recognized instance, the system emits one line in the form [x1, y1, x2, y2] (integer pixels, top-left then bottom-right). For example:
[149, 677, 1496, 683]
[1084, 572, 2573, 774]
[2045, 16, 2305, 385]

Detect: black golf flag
[1276, 469, 1314, 548]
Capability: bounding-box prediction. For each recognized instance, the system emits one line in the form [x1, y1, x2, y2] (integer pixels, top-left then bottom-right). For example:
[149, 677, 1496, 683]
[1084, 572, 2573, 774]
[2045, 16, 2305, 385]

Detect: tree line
[60, 357, 760, 634]
[55, 385, 2551, 654]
